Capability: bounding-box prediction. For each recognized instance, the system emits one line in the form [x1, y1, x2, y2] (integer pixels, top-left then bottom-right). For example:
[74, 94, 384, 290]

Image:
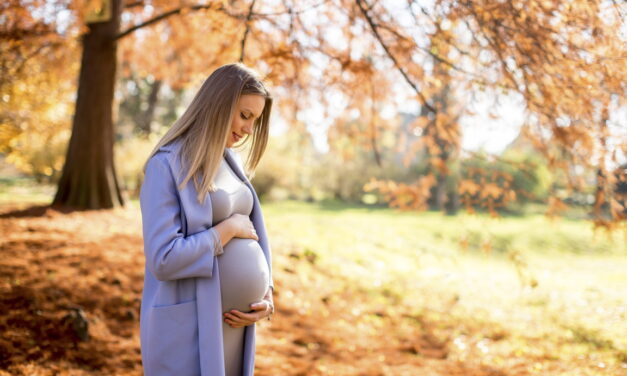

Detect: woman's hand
[228, 213, 259, 241]
[223, 287, 274, 328]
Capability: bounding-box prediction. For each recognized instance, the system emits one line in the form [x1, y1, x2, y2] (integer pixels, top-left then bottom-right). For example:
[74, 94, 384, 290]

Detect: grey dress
[209, 154, 271, 376]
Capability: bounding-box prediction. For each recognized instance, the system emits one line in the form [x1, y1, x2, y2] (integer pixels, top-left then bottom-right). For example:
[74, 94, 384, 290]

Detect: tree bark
[52, 0, 124, 210]
[434, 170, 447, 211]
[138, 79, 162, 135]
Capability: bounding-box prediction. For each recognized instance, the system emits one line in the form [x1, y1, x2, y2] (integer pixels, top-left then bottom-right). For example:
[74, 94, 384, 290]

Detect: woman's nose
[243, 123, 253, 134]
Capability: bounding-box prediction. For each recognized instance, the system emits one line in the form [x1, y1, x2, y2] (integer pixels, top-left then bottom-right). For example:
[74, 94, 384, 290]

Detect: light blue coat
[139, 138, 274, 375]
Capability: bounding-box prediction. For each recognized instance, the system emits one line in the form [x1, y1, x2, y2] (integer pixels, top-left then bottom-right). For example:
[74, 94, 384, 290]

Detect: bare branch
[250, 0, 333, 17]
[116, 3, 243, 41]
[355, 0, 436, 113]
[124, 1, 144, 9]
[374, 21, 480, 80]
[239, 0, 257, 63]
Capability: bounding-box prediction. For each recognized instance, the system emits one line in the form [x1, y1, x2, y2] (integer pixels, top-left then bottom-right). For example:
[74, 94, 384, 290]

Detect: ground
[0, 199, 625, 375]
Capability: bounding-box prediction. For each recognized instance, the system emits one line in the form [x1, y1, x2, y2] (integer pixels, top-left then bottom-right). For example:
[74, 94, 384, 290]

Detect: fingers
[223, 309, 261, 328]
[223, 301, 272, 327]
[231, 214, 259, 241]
[223, 311, 250, 328]
[250, 301, 270, 312]
[232, 309, 262, 321]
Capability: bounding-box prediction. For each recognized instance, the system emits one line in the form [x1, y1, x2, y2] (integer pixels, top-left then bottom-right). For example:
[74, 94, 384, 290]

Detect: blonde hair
[143, 62, 273, 204]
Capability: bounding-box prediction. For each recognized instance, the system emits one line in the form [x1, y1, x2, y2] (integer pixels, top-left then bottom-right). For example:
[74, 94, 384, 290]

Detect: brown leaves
[0, 205, 145, 374]
[458, 167, 519, 217]
[364, 175, 437, 211]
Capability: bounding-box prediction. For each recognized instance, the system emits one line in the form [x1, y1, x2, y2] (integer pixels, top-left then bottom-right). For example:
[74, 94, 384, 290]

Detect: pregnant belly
[218, 238, 270, 313]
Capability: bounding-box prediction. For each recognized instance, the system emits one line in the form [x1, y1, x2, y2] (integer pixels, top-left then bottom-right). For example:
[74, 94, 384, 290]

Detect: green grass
[262, 200, 627, 363]
[263, 199, 625, 257]
[0, 177, 56, 204]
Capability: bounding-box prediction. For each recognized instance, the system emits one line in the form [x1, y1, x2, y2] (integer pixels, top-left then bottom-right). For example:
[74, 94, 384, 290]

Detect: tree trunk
[435, 172, 447, 211]
[446, 173, 461, 215]
[138, 79, 162, 135]
[52, 0, 124, 210]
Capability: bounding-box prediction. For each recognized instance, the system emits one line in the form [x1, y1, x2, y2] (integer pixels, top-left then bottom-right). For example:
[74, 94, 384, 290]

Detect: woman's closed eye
[240, 112, 249, 120]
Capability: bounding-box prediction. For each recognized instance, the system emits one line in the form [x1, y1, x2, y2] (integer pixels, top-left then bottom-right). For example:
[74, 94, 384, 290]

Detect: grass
[0, 177, 56, 204]
[262, 199, 627, 372]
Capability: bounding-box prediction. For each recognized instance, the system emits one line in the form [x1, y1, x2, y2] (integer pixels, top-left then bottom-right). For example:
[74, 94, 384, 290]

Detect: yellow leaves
[1, 37, 77, 179]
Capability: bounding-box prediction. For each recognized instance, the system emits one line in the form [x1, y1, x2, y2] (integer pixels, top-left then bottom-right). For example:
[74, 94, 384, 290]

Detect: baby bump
[218, 238, 270, 313]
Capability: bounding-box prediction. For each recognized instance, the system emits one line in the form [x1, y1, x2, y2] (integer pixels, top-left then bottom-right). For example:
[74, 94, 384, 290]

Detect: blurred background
[1, 0, 626, 375]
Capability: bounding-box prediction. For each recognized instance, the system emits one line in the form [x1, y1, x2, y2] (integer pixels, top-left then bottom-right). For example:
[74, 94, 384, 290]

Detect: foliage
[456, 149, 553, 215]
[115, 70, 187, 137]
[366, 146, 553, 215]
[0, 44, 78, 182]
[250, 128, 319, 201]
[4, 0, 626, 224]
[114, 130, 167, 197]
[254, 125, 415, 204]
[345, 0, 626, 227]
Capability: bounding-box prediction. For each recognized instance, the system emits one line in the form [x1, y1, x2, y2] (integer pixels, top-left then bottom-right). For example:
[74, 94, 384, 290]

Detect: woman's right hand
[228, 213, 259, 241]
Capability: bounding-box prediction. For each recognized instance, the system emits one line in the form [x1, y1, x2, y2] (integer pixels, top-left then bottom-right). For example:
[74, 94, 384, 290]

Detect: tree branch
[250, 0, 333, 17]
[115, 3, 242, 41]
[369, 74, 382, 166]
[124, 1, 144, 9]
[117, 0, 331, 41]
[355, 0, 436, 113]
[239, 0, 257, 62]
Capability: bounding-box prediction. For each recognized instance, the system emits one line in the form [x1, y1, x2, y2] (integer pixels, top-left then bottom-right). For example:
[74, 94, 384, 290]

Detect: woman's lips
[233, 132, 241, 142]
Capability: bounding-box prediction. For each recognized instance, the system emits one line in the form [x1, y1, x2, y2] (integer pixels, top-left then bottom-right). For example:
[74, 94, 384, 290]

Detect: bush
[114, 130, 167, 198]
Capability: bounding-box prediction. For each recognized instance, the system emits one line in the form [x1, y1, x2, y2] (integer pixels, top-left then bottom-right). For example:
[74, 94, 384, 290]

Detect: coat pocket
[144, 299, 200, 376]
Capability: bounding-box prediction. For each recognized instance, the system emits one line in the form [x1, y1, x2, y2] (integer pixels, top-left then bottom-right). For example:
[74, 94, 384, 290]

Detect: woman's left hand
[223, 288, 274, 328]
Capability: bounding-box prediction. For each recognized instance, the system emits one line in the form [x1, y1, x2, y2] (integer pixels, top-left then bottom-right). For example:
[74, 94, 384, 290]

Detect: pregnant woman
[139, 62, 275, 376]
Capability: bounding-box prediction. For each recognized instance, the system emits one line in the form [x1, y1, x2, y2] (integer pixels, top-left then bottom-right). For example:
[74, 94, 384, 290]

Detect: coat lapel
[223, 148, 250, 184]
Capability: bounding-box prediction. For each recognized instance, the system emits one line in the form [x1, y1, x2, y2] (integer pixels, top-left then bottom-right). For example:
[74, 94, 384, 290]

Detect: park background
[1, 0, 626, 375]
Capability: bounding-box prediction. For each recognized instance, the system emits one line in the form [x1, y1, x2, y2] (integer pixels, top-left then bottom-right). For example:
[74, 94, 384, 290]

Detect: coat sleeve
[140, 153, 222, 281]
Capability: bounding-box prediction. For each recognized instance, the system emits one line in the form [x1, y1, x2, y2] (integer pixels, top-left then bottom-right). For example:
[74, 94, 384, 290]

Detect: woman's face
[227, 94, 265, 148]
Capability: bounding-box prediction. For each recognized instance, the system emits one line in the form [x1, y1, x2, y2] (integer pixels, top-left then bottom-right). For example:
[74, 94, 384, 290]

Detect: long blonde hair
[143, 62, 273, 204]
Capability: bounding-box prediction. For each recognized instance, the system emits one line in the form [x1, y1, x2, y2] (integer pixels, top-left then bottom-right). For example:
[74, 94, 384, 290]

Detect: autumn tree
[4, 0, 625, 227]
[52, 0, 311, 209]
[0, 0, 78, 182]
[350, 0, 626, 227]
